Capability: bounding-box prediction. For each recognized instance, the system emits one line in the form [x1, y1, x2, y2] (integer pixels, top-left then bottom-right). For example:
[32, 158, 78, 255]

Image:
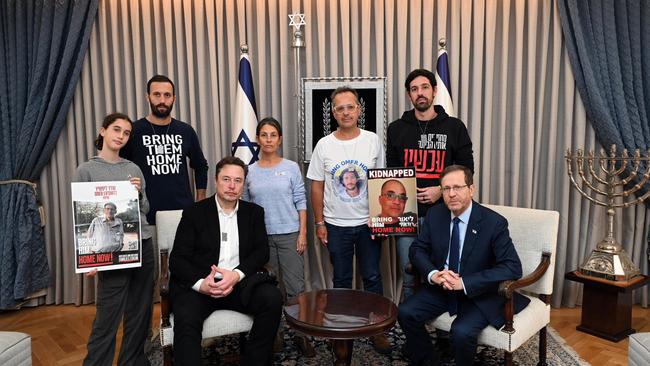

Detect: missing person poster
[368, 167, 418, 236]
[71, 181, 142, 273]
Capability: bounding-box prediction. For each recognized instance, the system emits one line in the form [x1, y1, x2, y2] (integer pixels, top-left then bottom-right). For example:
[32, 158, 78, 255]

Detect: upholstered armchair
[0, 332, 31, 366]
[408, 204, 559, 366]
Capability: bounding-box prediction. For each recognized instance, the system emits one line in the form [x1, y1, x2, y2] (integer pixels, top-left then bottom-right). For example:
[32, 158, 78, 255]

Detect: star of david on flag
[231, 48, 259, 164]
[434, 42, 456, 117]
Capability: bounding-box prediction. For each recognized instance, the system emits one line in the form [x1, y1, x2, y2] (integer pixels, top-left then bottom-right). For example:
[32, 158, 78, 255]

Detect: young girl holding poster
[73, 113, 154, 365]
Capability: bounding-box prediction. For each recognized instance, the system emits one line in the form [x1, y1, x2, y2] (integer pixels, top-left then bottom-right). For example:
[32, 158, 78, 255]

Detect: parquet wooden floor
[550, 305, 650, 366]
[0, 303, 647, 365]
[0, 303, 160, 366]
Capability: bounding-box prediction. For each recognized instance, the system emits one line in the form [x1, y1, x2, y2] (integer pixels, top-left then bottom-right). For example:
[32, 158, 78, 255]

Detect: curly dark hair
[338, 166, 361, 188]
[404, 68, 436, 90]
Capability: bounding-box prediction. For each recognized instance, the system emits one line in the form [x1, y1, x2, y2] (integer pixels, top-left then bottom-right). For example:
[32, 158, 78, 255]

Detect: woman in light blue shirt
[243, 117, 313, 356]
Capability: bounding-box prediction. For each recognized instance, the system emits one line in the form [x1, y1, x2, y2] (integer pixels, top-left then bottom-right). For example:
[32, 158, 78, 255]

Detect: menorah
[565, 145, 650, 281]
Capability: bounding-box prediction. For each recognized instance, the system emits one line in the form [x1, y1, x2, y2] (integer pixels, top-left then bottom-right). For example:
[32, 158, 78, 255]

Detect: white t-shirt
[307, 129, 385, 226]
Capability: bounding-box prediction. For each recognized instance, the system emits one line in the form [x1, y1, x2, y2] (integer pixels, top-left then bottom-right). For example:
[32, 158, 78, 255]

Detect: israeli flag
[434, 47, 456, 117]
[231, 49, 259, 164]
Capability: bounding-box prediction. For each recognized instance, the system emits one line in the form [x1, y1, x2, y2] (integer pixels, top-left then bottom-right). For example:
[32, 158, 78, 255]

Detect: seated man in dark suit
[169, 156, 282, 366]
[398, 165, 529, 366]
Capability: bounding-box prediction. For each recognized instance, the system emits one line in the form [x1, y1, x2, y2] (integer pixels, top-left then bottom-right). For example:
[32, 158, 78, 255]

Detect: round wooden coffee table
[283, 289, 398, 365]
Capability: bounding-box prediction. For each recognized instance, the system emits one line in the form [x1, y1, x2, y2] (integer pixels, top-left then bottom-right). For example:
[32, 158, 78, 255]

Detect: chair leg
[538, 326, 548, 366]
[163, 346, 173, 366]
[239, 332, 248, 351]
[504, 350, 513, 366]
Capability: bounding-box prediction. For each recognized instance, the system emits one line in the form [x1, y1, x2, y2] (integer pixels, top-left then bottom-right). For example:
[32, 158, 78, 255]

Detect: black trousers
[171, 282, 283, 366]
[84, 238, 154, 366]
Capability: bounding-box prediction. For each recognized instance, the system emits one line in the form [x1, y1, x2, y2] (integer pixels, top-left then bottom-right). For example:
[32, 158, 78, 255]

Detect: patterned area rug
[147, 323, 590, 365]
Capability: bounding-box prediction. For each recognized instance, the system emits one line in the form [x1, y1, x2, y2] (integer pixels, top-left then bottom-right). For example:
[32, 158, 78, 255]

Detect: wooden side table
[284, 289, 397, 366]
[565, 271, 650, 342]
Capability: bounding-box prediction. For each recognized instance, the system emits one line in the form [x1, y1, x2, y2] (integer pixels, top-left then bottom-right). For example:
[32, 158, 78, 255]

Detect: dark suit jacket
[169, 196, 269, 295]
[409, 201, 530, 328]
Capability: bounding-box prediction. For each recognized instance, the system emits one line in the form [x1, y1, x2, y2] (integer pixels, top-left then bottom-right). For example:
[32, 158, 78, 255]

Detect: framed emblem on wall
[300, 77, 387, 163]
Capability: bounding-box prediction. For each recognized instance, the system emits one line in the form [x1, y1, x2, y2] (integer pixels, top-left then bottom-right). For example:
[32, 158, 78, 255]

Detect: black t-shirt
[120, 118, 208, 224]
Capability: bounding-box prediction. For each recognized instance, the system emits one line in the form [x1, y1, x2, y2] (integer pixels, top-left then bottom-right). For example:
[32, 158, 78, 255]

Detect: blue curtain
[0, 0, 98, 309]
[558, 0, 650, 158]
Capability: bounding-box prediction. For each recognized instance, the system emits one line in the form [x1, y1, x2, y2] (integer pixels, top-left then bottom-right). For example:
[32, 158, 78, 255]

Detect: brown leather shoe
[293, 335, 316, 357]
[273, 330, 284, 353]
[370, 333, 392, 355]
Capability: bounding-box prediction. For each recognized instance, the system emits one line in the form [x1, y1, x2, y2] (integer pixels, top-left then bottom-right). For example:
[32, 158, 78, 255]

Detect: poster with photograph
[368, 167, 418, 236]
[71, 181, 142, 273]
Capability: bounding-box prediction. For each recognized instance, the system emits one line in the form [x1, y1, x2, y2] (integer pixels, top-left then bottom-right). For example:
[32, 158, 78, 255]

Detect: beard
[412, 96, 433, 112]
[150, 101, 173, 118]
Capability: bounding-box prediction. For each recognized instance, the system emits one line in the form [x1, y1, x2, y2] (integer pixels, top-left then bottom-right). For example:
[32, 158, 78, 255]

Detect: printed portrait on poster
[301, 77, 387, 162]
[71, 181, 142, 273]
[368, 167, 418, 236]
[334, 163, 367, 203]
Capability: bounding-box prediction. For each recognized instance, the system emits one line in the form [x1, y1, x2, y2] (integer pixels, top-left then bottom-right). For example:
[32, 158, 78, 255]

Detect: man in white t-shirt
[307, 86, 391, 354]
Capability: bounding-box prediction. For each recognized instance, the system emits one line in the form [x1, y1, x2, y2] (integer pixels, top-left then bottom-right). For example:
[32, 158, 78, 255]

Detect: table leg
[332, 339, 353, 366]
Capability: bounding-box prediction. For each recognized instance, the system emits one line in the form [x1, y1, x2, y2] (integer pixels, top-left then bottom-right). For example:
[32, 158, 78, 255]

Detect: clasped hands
[199, 265, 239, 298]
[431, 269, 463, 291]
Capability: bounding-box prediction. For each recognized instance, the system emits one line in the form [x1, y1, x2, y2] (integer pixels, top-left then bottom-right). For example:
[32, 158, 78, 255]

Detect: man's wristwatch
[315, 221, 326, 227]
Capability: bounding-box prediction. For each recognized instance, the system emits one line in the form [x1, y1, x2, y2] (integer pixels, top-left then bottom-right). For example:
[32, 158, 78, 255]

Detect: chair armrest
[405, 263, 422, 292]
[498, 252, 551, 299]
[499, 251, 551, 334]
[159, 249, 171, 329]
[262, 264, 276, 280]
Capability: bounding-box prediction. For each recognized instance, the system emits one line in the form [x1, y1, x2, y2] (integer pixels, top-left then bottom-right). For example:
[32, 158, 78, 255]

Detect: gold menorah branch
[565, 144, 650, 281]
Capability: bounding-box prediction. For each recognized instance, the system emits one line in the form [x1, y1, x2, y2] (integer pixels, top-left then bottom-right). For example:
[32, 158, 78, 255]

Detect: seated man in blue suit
[398, 164, 530, 366]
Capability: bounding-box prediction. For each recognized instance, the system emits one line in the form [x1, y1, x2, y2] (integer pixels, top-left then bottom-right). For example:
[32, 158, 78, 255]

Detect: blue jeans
[325, 223, 383, 295]
[396, 217, 426, 301]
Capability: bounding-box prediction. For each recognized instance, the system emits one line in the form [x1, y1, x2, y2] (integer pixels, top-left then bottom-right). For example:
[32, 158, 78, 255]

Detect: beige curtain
[38, 0, 648, 307]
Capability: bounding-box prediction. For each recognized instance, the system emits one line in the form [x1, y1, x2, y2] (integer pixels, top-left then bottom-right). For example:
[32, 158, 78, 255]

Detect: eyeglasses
[441, 185, 469, 194]
[382, 192, 408, 202]
[332, 104, 358, 114]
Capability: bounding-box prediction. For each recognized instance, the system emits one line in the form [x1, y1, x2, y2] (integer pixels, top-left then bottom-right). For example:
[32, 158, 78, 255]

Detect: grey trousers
[267, 232, 305, 299]
[83, 238, 154, 366]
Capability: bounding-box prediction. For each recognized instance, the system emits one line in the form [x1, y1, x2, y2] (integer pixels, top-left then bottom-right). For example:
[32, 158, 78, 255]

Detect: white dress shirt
[192, 197, 245, 292]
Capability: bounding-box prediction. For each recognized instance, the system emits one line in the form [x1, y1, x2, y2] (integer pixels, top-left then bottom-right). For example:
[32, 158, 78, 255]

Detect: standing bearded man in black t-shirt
[120, 75, 209, 351]
[387, 69, 474, 301]
[121, 75, 209, 225]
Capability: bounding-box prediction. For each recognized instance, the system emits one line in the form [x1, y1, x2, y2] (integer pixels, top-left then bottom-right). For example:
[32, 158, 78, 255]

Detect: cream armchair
[409, 204, 559, 366]
[156, 210, 254, 366]
[0, 332, 31, 366]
